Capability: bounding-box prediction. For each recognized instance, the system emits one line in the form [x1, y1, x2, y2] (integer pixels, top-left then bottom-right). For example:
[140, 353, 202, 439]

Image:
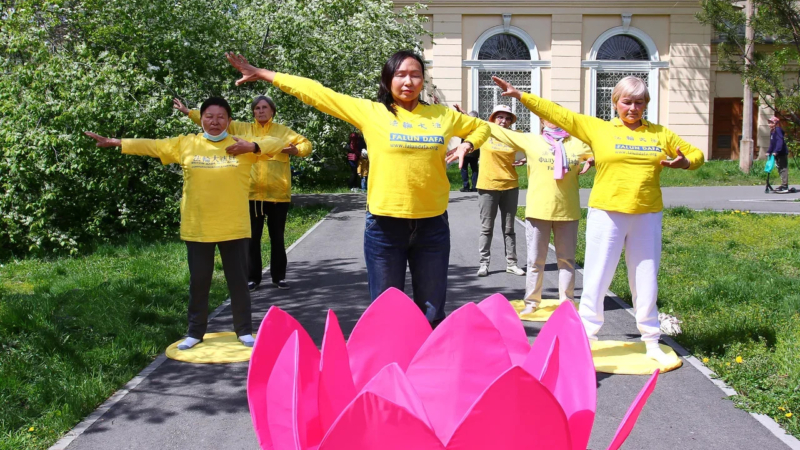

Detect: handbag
[764, 154, 776, 173]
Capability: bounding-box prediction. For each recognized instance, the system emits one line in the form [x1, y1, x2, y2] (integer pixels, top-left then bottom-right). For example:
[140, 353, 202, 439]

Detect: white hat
[488, 104, 517, 124]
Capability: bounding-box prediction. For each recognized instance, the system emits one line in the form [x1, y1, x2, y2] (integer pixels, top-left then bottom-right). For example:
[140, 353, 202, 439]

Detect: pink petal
[606, 370, 660, 450]
[446, 366, 572, 450]
[523, 301, 596, 450]
[318, 392, 445, 450]
[360, 363, 433, 429]
[249, 306, 321, 450]
[347, 287, 431, 391]
[406, 302, 512, 444]
[477, 293, 531, 365]
[538, 336, 560, 392]
[267, 331, 304, 450]
[318, 310, 356, 435]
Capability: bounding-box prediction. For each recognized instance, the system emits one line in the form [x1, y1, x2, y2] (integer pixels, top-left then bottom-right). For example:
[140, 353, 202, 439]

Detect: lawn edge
[47, 206, 337, 450]
[513, 216, 800, 449]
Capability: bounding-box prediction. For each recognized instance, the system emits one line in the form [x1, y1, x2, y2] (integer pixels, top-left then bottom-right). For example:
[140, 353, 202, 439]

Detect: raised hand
[660, 147, 690, 169]
[84, 131, 121, 148]
[492, 76, 522, 100]
[445, 141, 473, 169]
[173, 98, 190, 115]
[579, 157, 595, 175]
[225, 52, 274, 85]
[281, 144, 299, 156]
[453, 103, 464, 113]
[225, 136, 256, 155]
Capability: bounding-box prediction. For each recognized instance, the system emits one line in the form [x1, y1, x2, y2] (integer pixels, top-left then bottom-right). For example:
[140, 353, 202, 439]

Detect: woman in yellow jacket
[226, 50, 490, 324]
[85, 97, 290, 350]
[483, 118, 593, 310]
[174, 96, 312, 291]
[493, 75, 704, 364]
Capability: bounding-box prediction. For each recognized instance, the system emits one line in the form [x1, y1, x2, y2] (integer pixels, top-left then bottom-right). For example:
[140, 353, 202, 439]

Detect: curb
[48, 206, 336, 450]
[514, 216, 800, 449]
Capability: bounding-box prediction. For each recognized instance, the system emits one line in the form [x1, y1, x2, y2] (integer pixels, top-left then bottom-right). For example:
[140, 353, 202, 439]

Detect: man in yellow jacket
[175, 96, 312, 290]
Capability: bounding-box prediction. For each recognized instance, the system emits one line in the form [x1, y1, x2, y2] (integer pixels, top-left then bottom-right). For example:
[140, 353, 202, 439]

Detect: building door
[712, 98, 758, 160]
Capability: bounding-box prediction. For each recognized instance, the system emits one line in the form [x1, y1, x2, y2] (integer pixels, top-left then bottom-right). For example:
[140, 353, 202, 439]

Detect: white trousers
[579, 208, 662, 346]
[524, 218, 578, 302]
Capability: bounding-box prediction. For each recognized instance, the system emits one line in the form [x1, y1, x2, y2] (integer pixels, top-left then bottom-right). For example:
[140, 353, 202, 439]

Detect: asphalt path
[60, 191, 793, 450]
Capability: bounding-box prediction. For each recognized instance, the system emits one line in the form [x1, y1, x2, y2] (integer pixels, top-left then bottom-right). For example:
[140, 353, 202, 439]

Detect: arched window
[472, 31, 535, 132]
[584, 26, 665, 123]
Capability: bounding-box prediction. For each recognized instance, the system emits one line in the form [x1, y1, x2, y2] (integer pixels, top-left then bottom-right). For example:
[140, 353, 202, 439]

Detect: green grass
[448, 159, 799, 191]
[0, 204, 331, 450]
[517, 206, 800, 437]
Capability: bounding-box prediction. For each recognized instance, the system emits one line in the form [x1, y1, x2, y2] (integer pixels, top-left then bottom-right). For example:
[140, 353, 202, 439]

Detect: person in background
[768, 116, 790, 191]
[359, 148, 369, 192]
[225, 50, 490, 325]
[460, 111, 481, 192]
[347, 132, 364, 192]
[86, 97, 290, 350]
[493, 75, 704, 364]
[467, 104, 526, 278]
[174, 96, 312, 291]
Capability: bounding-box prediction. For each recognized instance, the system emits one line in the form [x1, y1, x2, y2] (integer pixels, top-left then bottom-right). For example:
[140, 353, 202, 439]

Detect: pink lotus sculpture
[248, 288, 659, 450]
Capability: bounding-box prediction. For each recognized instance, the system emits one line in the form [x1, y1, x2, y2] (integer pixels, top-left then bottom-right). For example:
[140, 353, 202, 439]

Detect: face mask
[202, 122, 229, 142]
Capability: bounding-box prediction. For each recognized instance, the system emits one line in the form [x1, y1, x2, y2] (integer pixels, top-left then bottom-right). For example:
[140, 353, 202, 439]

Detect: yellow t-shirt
[487, 123, 592, 221]
[121, 134, 285, 242]
[273, 73, 491, 219]
[188, 111, 312, 202]
[476, 133, 519, 191]
[520, 93, 704, 214]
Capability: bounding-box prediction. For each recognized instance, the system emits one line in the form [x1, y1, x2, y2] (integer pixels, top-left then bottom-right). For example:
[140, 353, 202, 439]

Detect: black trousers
[461, 158, 479, 189]
[348, 160, 360, 188]
[249, 200, 290, 285]
[185, 238, 252, 339]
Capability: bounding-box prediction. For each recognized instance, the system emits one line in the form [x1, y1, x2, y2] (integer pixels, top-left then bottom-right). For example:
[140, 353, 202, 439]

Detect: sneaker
[776, 185, 788, 191]
[177, 336, 202, 350]
[506, 265, 525, 276]
[470, 188, 478, 192]
[272, 280, 290, 290]
[238, 335, 255, 347]
[459, 187, 470, 192]
[476, 264, 489, 277]
[248, 281, 258, 291]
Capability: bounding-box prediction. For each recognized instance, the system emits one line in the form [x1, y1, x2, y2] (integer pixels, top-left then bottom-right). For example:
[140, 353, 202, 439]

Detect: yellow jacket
[520, 93, 704, 214]
[476, 132, 520, 191]
[273, 73, 491, 219]
[488, 123, 592, 221]
[188, 110, 312, 202]
[121, 134, 285, 242]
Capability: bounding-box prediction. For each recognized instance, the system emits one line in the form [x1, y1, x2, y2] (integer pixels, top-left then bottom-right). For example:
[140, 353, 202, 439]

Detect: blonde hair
[611, 76, 650, 110]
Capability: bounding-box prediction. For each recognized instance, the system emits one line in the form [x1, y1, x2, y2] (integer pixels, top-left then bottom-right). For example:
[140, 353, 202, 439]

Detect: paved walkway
[60, 190, 795, 450]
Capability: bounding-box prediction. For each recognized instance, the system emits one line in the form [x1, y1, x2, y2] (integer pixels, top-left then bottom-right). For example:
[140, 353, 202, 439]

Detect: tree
[698, 1, 800, 136]
[0, 0, 429, 259]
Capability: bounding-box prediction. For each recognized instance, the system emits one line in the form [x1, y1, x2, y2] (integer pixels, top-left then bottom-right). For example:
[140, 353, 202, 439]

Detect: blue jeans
[364, 211, 450, 322]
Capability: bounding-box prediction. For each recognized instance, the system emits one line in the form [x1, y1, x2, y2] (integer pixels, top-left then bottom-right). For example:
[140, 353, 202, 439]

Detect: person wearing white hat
[475, 104, 526, 277]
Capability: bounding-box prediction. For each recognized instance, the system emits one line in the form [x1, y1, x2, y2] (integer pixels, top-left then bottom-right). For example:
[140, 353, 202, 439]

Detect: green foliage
[0, 204, 331, 449]
[697, 1, 800, 124]
[0, 0, 429, 259]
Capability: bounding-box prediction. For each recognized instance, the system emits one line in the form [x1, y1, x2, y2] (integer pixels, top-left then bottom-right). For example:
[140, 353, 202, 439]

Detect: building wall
[405, 1, 773, 159]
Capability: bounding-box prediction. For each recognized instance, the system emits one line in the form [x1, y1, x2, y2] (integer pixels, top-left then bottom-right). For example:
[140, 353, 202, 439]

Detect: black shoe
[459, 187, 470, 192]
[470, 188, 478, 192]
[776, 185, 788, 191]
[248, 281, 258, 291]
[272, 280, 290, 290]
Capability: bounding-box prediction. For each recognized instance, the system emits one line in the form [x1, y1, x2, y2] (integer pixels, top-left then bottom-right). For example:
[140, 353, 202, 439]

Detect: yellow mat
[510, 299, 576, 322]
[590, 341, 682, 374]
[166, 332, 254, 364]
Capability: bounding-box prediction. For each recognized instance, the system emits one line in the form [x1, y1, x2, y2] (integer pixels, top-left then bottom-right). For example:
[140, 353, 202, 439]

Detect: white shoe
[506, 265, 525, 276]
[239, 335, 256, 348]
[177, 337, 202, 350]
[646, 345, 673, 366]
[476, 264, 489, 277]
[521, 300, 538, 315]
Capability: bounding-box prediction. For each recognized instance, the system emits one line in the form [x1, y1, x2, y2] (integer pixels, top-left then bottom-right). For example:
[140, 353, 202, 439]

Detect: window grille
[595, 71, 649, 121]
[596, 35, 649, 61]
[478, 34, 530, 60]
[478, 71, 532, 132]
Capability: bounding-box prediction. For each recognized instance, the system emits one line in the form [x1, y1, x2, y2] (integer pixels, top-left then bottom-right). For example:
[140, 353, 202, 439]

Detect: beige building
[401, 0, 772, 160]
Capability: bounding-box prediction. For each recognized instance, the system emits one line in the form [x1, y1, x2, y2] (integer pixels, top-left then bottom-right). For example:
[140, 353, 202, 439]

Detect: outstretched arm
[226, 52, 370, 129]
[492, 76, 604, 146]
[86, 131, 182, 164]
[85, 131, 121, 148]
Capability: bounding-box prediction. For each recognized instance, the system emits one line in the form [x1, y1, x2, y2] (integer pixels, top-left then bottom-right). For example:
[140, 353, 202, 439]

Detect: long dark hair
[377, 50, 427, 116]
